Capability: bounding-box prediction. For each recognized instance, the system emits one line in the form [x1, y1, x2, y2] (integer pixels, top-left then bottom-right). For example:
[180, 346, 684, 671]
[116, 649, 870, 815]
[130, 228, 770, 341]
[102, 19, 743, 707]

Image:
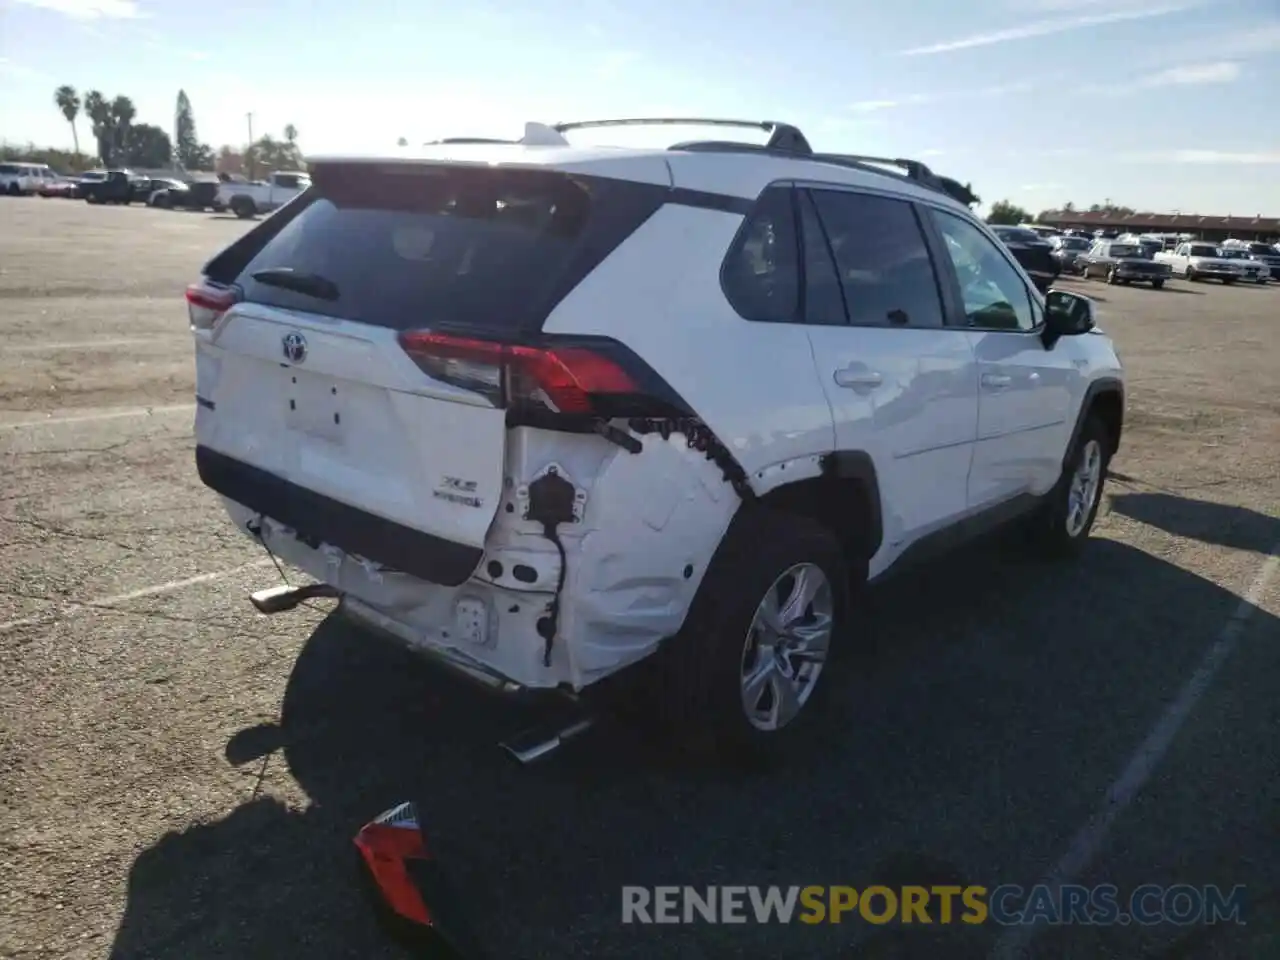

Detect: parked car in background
[1049, 234, 1093, 272]
[81, 169, 152, 205]
[1022, 223, 1061, 240]
[991, 224, 1052, 249]
[1216, 248, 1269, 284]
[216, 170, 311, 219]
[144, 178, 192, 207]
[1154, 242, 1243, 283]
[37, 175, 79, 198]
[1221, 239, 1280, 279]
[71, 171, 108, 198]
[0, 161, 55, 195]
[1077, 240, 1172, 287]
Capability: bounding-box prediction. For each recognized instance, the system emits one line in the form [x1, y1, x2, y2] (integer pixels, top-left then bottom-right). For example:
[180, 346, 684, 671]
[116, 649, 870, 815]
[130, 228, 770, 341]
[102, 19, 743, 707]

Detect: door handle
[981, 373, 1013, 389]
[834, 368, 883, 390]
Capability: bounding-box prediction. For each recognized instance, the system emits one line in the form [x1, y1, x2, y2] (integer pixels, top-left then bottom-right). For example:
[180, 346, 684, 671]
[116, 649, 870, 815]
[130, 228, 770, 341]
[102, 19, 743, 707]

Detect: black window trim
[918, 200, 1046, 336]
[720, 178, 960, 331]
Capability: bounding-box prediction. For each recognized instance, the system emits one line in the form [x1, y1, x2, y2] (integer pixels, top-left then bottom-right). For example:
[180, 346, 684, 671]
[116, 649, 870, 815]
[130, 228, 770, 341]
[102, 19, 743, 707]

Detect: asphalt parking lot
[1, 197, 1277, 960]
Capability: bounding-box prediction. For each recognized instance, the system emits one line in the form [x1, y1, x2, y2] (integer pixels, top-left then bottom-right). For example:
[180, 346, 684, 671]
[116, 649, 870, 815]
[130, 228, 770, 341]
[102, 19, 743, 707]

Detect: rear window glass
[235, 164, 662, 333]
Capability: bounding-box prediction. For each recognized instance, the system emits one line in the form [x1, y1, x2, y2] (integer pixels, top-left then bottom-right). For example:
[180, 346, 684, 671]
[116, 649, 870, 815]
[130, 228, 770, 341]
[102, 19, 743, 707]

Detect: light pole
[246, 112, 255, 180]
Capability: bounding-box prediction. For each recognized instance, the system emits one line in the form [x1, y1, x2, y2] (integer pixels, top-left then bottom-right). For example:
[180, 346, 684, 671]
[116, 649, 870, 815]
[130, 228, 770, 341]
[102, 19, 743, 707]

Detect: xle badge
[433, 476, 482, 508]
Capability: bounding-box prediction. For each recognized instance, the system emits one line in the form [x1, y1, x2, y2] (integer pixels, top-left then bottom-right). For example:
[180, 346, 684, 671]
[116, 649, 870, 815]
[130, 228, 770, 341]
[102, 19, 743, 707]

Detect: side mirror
[1042, 289, 1095, 347]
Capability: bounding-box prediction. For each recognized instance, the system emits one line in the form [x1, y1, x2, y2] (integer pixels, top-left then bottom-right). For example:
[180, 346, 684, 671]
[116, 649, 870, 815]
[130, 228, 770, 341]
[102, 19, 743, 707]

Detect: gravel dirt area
[1, 197, 1277, 960]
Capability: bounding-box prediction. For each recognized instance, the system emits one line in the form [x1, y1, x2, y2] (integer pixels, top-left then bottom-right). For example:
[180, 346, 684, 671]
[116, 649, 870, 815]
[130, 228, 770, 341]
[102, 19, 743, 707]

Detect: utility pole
[246, 112, 255, 180]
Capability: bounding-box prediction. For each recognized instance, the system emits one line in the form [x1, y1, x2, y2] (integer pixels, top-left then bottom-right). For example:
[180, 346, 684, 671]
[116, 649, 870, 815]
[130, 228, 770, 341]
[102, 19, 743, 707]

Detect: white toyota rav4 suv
[190, 118, 1124, 756]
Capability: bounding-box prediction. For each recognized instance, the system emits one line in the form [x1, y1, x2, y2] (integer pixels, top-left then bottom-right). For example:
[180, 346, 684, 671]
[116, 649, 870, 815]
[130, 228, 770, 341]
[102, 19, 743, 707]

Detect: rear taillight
[186, 281, 238, 330]
[397, 330, 683, 419]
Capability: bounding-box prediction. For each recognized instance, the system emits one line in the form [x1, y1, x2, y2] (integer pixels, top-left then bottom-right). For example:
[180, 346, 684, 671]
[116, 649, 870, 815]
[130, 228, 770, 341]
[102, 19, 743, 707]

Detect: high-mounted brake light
[397, 330, 640, 415]
[186, 281, 238, 330]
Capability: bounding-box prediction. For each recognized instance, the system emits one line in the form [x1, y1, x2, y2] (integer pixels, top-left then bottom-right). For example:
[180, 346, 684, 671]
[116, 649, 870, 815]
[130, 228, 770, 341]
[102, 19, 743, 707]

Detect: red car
[38, 177, 78, 198]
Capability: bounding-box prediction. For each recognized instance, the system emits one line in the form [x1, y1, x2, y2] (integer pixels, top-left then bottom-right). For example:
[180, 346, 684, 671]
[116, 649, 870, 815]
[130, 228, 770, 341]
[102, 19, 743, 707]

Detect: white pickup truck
[217, 170, 311, 219]
[1153, 241, 1243, 284]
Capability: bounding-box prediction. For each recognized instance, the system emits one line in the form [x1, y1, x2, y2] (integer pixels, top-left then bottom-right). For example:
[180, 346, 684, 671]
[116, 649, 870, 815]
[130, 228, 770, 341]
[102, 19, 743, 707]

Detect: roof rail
[552, 117, 812, 153]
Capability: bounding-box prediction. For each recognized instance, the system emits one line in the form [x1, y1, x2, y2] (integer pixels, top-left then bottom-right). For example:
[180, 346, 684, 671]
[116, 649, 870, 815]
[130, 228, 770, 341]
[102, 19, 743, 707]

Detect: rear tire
[1186, 266, 1197, 281]
[1027, 415, 1110, 559]
[231, 196, 257, 219]
[1152, 279, 1165, 289]
[1222, 277, 1234, 285]
[652, 508, 853, 760]
[1106, 267, 1118, 285]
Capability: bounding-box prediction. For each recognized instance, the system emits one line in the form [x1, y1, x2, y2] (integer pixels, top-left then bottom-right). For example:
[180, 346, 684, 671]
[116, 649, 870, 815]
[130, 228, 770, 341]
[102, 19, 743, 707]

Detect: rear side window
[806, 189, 945, 328]
[231, 164, 665, 334]
[721, 186, 800, 323]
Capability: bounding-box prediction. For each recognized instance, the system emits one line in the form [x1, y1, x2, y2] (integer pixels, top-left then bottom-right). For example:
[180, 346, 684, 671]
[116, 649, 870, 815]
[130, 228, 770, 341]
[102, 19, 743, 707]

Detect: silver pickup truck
[217, 171, 311, 219]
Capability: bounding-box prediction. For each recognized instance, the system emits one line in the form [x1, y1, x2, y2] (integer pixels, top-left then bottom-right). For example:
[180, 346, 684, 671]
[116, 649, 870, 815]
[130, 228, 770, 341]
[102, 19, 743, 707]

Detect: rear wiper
[250, 267, 340, 301]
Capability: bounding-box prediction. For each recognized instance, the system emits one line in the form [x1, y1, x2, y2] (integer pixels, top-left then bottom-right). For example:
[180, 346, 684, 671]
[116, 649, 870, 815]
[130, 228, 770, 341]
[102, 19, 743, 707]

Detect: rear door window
[805, 189, 946, 328]
[230, 164, 665, 334]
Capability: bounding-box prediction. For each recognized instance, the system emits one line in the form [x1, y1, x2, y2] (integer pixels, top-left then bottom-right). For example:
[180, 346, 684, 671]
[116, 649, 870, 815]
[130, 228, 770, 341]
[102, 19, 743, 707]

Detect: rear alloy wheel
[739, 563, 834, 734]
[654, 509, 851, 758]
[1028, 415, 1110, 558]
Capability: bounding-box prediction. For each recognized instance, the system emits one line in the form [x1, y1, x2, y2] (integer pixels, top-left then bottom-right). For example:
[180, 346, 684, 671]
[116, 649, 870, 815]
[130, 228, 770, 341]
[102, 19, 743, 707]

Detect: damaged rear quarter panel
[489, 425, 738, 689]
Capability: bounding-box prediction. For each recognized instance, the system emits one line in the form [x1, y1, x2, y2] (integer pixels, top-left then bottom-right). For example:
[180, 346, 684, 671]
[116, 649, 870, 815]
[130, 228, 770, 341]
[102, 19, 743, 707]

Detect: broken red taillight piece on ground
[354, 801, 489, 958]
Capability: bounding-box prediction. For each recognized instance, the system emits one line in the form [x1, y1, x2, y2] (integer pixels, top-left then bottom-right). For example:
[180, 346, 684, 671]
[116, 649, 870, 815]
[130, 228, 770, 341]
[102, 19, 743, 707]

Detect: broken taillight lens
[186, 281, 239, 330]
[397, 330, 648, 416]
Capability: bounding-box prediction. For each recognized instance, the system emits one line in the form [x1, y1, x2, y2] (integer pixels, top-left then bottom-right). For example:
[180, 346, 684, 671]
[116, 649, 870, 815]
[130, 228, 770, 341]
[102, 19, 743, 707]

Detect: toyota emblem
[282, 331, 307, 363]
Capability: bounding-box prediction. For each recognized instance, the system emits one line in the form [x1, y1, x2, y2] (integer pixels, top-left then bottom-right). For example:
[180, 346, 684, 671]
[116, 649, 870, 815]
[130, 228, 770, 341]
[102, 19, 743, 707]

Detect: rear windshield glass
[234, 164, 661, 333]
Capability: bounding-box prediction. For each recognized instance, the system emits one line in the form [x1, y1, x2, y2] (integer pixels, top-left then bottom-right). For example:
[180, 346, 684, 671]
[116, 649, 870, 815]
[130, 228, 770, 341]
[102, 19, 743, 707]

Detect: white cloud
[1124, 150, 1280, 164]
[1134, 61, 1241, 87]
[899, 4, 1191, 55]
[849, 79, 1038, 112]
[12, 0, 144, 18]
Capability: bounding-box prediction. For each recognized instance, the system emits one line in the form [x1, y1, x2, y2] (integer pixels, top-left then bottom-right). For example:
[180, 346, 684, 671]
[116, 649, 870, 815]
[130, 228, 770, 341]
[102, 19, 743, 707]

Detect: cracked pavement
[1, 198, 1277, 960]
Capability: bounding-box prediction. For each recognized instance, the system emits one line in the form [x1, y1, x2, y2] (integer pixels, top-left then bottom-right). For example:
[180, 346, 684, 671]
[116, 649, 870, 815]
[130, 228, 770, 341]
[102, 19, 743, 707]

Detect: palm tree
[84, 90, 111, 163]
[109, 96, 136, 165]
[54, 85, 82, 157]
[283, 123, 298, 144]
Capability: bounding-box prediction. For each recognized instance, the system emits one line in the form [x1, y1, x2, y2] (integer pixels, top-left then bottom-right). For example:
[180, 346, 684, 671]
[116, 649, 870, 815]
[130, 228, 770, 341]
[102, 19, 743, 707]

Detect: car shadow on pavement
[1110, 492, 1279, 554]
[107, 534, 1280, 960]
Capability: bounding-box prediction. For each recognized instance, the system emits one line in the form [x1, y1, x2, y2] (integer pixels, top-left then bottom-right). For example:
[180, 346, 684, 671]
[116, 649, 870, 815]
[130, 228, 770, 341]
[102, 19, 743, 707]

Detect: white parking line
[990, 540, 1280, 959]
[0, 403, 195, 430]
[0, 558, 276, 633]
[9, 338, 178, 353]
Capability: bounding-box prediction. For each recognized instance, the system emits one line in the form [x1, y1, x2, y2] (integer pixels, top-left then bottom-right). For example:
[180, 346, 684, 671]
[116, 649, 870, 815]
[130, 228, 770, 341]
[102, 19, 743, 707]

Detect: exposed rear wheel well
[1088, 389, 1123, 457]
[757, 476, 875, 576]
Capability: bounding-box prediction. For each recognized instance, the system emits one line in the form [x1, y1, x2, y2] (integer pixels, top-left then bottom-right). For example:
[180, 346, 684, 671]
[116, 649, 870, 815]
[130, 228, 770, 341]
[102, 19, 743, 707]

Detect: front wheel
[1222, 277, 1235, 285]
[653, 509, 852, 758]
[1107, 267, 1119, 285]
[1027, 416, 1110, 558]
[1152, 279, 1165, 289]
[1186, 267, 1197, 281]
[231, 197, 257, 219]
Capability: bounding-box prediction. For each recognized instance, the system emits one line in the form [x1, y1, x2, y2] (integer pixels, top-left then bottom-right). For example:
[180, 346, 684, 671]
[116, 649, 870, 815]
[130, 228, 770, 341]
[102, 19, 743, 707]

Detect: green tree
[54, 85, 81, 157]
[123, 123, 172, 168]
[109, 95, 136, 163]
[396, 136, 408, 147]
[84, 90, 111, 163]
[985, 199, 1031, 225]
[245, 131, 305, 177]
[174, 89, 203, 170]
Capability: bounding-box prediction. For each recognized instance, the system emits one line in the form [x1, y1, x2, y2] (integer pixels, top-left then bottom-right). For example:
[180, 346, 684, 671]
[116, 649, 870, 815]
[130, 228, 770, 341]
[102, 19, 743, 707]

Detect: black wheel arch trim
[818, 450, 884, 557]
[1065, 377, 1125, 466]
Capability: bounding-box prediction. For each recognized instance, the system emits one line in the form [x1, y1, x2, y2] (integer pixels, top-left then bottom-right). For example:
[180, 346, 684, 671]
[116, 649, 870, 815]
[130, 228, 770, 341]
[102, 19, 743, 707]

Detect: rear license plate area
[285, 368, 344, 442]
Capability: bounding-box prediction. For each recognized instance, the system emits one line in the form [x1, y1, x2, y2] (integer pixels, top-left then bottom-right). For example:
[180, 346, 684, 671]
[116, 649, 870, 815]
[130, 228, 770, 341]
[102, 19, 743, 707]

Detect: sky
[1, 0, 1278, 216]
